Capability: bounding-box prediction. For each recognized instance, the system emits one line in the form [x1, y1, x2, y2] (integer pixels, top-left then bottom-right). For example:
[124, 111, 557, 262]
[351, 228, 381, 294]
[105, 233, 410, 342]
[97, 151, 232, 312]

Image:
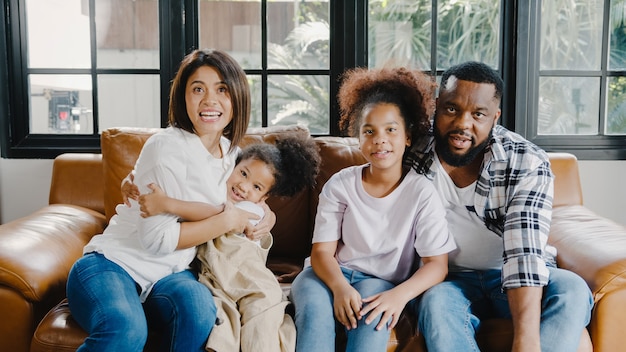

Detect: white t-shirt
[309, 164, 456, 284]
[85, 127, 239, 301]
[431, 154, 504, 271]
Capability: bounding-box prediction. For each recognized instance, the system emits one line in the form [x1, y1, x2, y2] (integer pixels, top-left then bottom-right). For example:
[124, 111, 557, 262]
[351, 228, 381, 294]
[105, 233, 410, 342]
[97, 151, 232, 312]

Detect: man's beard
[434, 127, 492, 167]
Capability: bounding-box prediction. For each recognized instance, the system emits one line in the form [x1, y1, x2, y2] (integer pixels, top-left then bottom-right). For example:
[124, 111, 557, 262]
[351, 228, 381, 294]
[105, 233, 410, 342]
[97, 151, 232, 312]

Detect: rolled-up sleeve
[501, 159, 554, 289]
[132, 136, 188, 255]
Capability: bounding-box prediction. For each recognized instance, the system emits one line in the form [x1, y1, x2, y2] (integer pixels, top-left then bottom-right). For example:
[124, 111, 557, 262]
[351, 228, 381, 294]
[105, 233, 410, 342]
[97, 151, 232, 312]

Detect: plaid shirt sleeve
[475, 127, 554, 289]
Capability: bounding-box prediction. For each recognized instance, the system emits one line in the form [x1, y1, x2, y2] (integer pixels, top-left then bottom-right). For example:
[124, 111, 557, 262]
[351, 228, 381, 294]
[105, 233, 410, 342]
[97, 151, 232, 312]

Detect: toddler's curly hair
[337, 67, 436, 142]
[237, 134, 321, 198]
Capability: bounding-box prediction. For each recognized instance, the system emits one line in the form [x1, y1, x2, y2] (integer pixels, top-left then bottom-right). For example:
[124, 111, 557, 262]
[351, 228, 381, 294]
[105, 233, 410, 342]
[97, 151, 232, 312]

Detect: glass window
[538, 76, 600, 135]
[368, 0, 500, 71]
[437, 0, 500, 70]
[23, 0, 160, 136]
[533, 0, 625, 138]
[540, 1, 603, 71]
[26, 0, 91, 69]
[96, 0, 160, 69]
[199, 0, 330, 134]
[368, 0, 432, 70]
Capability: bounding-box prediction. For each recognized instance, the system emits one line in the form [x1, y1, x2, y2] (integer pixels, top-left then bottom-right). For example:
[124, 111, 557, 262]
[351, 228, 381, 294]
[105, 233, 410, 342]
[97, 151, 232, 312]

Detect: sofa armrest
[548, 205, 626, 297]
[49, 153, 105, 214]
[548, 205, 626, 351]
[0, 204, 106, 302]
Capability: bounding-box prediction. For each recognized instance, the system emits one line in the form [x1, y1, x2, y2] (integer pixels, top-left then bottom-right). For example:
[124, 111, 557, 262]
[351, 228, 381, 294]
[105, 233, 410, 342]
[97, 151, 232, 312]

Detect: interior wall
[0, 158, 624, 226]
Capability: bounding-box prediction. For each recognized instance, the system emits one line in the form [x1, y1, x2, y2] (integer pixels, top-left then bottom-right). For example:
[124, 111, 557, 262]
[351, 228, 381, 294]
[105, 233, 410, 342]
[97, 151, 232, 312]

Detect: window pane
[248, 74, 263, 128]
[29, 75, 93, 134]
[96, 0, 159, 69]
[198, 0, 262, 70]
[538, 77, 600, 135]
[437, 0, 500, 70]
[26, 0, 91, 69]
[368, 0, 431, 69]
[540, 0, 603, 70]
[609, 2, 626, 70]
[607, 76, 626, 135]
[267, 1, 329, 70]
[98, 75, 160, 130]
[268, 75, 329, 134]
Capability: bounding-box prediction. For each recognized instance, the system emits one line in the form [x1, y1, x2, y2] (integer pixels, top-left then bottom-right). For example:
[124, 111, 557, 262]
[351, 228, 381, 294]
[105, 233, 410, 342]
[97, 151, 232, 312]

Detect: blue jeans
[413, 268, 593, 352]
[67, 252, 216, 352]
[290, 266, 395, 352]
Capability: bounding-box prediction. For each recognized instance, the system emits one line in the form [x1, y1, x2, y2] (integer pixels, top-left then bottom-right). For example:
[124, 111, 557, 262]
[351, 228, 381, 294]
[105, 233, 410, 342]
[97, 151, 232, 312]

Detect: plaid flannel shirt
[406, 125, 555, 289]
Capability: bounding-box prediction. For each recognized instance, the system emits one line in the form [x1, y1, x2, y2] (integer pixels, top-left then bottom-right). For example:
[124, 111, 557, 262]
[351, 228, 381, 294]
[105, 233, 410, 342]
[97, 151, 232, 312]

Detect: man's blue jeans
[67, 252, 216, 352]
[290, 266, 395, 352]
[412, 268, 593, 352]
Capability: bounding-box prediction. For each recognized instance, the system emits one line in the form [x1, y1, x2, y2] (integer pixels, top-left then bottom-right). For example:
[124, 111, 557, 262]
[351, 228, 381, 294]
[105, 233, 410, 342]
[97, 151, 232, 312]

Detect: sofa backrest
[51, 127, 583, 267]
[547, 152, 583, 207]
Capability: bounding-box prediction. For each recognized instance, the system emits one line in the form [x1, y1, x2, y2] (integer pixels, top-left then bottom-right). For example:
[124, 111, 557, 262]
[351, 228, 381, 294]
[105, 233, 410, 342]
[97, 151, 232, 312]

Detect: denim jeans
[412, 268, 593, 352]
[290, 266, 396, 352]
[67, 252, 216, 352]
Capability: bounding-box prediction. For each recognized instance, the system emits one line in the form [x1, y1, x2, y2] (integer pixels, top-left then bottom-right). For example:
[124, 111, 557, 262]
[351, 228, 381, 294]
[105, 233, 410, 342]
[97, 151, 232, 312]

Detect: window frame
[2, 0, 624, 159]
[515, 0, 626, 160]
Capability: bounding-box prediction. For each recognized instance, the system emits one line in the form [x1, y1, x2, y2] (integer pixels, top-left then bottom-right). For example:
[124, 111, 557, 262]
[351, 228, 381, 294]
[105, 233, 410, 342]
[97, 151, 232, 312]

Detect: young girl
[136, 134, 321, 352]
[66, 49, 264, 351]
[289, 67, 456, 352]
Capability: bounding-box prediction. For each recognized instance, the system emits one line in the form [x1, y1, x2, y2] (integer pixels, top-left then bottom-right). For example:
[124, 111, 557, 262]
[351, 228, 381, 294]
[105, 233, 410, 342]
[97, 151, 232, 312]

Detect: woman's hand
[332, 284, 363, 331]
[244, 201, 276, 240]
[121, 171, 140, 207]
[223, 201, 261, 235]
[359, 289, 407, 331]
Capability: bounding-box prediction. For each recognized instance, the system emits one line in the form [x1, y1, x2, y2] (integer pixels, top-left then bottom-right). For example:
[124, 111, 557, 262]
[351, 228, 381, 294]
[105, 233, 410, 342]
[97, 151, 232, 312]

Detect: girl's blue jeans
[290, 266, 396, 352]
[66, 252, 216, 352]
[412, 268, 593, 352]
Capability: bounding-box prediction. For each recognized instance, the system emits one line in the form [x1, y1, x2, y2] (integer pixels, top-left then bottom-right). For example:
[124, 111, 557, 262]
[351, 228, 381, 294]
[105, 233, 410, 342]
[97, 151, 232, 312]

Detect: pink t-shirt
[310, 164, 456, 284]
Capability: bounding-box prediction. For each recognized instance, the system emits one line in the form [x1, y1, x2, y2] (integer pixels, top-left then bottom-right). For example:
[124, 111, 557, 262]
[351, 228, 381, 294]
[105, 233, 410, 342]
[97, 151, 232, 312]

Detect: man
[406, 61, 592, 351]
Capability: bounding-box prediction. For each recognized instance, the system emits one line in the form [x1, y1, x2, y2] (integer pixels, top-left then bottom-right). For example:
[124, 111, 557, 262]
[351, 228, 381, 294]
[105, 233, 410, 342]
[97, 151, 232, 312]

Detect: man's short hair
[440, 61, 503, 101]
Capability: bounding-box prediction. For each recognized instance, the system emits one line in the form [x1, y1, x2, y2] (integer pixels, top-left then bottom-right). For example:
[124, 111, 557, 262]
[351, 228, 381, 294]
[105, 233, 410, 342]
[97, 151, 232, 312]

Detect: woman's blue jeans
[412, 268, 593, 352]
[290, 266, 395, 352]
[67, 252, 216, 352]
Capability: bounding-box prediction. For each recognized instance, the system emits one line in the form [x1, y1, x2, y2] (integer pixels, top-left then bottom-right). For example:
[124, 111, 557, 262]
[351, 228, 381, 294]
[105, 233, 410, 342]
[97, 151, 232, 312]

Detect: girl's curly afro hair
[337, 67, 436, 142]
[237, 133, 321, 198]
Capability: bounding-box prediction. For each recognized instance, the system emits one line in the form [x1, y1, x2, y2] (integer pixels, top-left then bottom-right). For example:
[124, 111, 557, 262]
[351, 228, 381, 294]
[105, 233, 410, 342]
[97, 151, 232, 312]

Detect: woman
[66, 49, 266, 352]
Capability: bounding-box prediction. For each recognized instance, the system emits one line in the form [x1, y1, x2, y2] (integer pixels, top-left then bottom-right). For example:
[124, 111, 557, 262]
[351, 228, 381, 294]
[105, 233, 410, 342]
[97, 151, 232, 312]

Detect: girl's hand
[359, 289, 406, 331]
[332, 285, 363, 330]
[121, 171, 140, 207]
[138, 183, 168, 218]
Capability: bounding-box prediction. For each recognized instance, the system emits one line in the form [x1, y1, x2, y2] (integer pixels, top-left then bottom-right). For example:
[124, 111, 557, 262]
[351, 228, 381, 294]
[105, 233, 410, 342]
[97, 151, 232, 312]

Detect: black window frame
[2, 0, 624, 160]
[515, 0, 626, 160]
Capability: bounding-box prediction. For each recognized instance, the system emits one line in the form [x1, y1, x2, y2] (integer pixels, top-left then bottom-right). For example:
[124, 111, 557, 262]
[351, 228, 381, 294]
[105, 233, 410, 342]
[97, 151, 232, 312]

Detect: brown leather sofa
[0, 125, 624, 352]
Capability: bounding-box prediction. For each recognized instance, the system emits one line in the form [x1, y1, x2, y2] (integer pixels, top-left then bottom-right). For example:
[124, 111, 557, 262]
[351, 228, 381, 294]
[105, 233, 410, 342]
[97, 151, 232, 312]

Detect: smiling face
[358, 102, 411, 172]
[226, 158, 275, 204]
[185, 66, 234, 139]
[434, 77, 501, 167]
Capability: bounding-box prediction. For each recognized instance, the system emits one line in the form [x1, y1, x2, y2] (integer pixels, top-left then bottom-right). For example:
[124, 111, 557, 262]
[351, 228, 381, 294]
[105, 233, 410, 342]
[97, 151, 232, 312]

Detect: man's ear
[493, 108, 502, 126]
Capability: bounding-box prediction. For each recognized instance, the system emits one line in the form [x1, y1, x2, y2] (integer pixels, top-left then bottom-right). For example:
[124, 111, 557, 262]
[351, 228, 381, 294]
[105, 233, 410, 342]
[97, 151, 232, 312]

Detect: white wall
[0, 158, 54, 224]
[0, 157, 624, 226]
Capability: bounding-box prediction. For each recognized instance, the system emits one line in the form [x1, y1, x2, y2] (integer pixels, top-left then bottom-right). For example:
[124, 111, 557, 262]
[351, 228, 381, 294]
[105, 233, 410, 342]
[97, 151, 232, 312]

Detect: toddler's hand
[138, 183, 168, 217]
